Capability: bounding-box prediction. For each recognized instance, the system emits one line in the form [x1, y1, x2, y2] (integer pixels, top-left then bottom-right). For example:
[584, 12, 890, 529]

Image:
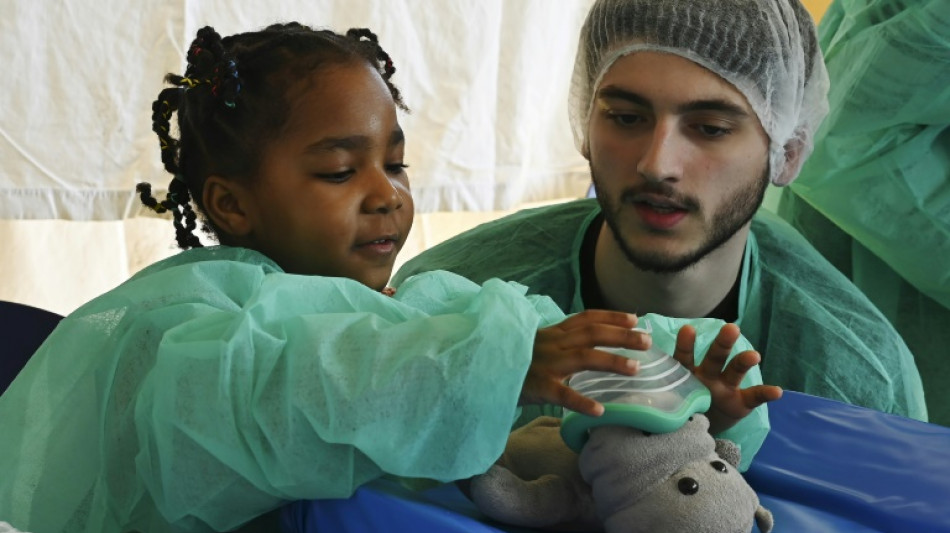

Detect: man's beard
[592, 166, 769, 274]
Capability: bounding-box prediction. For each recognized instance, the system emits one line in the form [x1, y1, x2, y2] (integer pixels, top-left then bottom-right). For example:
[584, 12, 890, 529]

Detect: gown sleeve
[133, 267, 562, 529]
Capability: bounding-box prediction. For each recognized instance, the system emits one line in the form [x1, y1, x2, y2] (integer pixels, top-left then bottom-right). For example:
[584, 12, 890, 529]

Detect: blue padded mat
[280, 391, 950, 533]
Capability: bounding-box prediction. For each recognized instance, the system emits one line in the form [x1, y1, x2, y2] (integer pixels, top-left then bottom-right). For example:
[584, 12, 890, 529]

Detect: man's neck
[590, 222, 749, 320]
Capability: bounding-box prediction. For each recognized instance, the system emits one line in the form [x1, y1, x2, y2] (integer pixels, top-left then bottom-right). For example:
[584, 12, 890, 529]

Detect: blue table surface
[281, 391, 950, 533]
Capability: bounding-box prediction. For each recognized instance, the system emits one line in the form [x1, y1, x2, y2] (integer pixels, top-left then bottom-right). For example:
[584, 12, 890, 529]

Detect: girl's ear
[203, 176, 253, 239]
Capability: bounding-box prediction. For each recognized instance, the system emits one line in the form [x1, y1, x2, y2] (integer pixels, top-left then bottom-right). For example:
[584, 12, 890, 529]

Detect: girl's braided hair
[139, 22, 406, 249]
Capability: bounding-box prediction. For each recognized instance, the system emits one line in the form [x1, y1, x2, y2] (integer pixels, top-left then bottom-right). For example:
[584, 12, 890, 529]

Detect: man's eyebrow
[597, 86, 653, 109]
[678, 99, 750, 118]
[597, 86, 750, 118]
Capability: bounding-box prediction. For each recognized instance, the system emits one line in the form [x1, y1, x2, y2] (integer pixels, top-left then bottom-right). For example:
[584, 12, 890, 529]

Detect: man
[395, 0, 927, 421]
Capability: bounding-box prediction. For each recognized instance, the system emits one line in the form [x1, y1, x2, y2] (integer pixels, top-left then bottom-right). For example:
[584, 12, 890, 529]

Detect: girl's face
[236, 61, 413, 290]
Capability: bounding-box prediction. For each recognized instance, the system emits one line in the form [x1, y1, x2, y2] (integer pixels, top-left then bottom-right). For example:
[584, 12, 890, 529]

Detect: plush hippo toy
[470, 415, 773, 533]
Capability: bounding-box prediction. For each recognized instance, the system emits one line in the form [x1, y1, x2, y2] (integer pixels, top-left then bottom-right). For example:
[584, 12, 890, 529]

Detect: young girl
[0, 23, 775, 533]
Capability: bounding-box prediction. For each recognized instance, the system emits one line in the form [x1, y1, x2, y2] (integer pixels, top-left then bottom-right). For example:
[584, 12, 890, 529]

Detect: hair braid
[187, 27, 242, 108]
[135, 182, 166, 214]
[168, 177, 202, 249]
[141, 81, 205, 248]
[151, 87, 183, 175]
[345, 28, 407, 110]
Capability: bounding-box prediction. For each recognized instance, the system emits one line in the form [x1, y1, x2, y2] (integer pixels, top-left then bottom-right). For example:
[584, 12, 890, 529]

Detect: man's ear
[772, 135, 807, 187]
[203, 175, 253, 238]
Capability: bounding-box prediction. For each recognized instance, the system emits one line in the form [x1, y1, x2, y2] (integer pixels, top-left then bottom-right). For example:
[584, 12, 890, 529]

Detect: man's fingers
[743, 385, 783, 408]
[718, 350, 761, 388]
[696, 323, 741, 379]
[672, 325, 698, 369]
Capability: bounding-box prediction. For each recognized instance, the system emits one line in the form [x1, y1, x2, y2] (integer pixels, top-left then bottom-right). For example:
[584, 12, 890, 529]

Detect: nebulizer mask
[561, 319, 711, 452]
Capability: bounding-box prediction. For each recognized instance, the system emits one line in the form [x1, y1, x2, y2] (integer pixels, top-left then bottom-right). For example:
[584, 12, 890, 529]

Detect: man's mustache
[618, 183, 700, 212]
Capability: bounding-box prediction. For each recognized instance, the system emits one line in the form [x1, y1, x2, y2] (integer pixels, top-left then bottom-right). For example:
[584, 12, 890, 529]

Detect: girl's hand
[672, 323, 783, 434]
[523, 310, 650, 417]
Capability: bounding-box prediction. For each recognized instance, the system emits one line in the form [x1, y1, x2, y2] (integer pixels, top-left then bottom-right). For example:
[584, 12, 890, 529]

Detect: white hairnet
[569, 0, 830, 185]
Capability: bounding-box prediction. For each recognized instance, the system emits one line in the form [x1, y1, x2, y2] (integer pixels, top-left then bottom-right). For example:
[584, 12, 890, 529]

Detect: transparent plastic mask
[561, 320, 711, 452]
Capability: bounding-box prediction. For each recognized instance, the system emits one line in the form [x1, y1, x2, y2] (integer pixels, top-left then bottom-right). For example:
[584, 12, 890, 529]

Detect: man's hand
[672, 323, 783, 434]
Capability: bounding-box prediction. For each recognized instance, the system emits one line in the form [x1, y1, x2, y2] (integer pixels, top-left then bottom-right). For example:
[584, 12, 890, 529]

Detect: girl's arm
[132, 270, 558, 529]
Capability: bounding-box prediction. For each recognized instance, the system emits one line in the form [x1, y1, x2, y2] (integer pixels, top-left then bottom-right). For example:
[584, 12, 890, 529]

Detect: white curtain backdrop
[0, 0, 595, 314]
[1, 0, 594, 220]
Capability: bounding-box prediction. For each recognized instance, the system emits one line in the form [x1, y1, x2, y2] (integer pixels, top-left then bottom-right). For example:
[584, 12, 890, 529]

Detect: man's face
[586, 51, 770, 274]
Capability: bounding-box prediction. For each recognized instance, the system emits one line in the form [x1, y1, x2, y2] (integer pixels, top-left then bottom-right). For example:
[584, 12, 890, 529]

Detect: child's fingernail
[626, 359, 639, 370]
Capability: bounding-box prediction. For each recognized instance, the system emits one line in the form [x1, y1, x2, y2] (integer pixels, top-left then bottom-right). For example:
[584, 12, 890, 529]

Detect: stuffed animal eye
[711, 460, 728, 473]
[677, 477, 699, 495]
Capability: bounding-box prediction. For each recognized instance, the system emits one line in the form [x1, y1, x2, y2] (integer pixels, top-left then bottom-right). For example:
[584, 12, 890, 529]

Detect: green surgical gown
[395, 199, 928, 424]
[778, 0, 950, 426]
[0, 246, 562, 532]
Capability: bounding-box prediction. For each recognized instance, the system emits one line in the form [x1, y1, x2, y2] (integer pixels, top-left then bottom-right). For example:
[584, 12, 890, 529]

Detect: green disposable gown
[0, 247, 561, 532]
[395, 199, 928, 424]
[778, 0, 950, 426]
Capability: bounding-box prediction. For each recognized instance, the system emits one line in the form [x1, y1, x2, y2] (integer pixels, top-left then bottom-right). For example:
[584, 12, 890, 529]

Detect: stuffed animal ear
[755, 504, 774, 533]
[714, 438, 742, 468]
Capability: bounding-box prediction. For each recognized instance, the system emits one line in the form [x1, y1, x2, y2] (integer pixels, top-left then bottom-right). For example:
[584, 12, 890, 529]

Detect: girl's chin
[363, 272, 395, 293]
